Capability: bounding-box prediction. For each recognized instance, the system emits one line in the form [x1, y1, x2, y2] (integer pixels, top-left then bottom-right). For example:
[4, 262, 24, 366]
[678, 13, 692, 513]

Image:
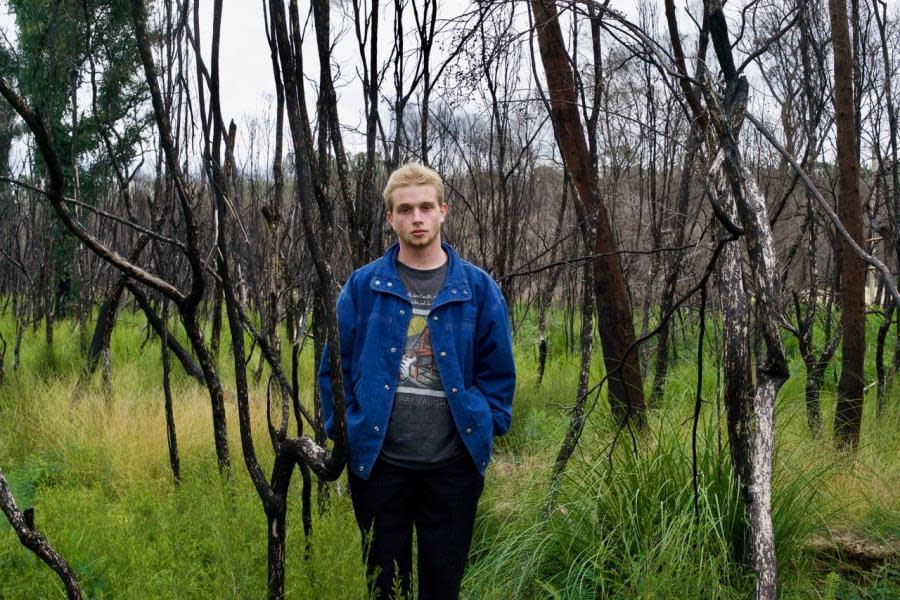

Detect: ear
[439, 202, 448, 220]
[385, 208, 394, 226]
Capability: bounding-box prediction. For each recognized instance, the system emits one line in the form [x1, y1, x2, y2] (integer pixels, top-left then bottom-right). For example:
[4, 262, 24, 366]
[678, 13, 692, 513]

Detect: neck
[397, 239, 447, 269]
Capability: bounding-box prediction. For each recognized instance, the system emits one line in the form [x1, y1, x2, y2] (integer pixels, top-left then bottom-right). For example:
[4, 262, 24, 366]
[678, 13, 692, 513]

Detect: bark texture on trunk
[701, 52, 789, 597]
[531, 0, 645, 425]
[713, 160, 785, 600]
[829, 0, 867, 449]
[0, 468, 83, 599]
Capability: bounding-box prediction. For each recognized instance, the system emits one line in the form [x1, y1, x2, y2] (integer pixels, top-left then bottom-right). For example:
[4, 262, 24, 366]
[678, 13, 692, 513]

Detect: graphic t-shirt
[380, 260, 465, 469]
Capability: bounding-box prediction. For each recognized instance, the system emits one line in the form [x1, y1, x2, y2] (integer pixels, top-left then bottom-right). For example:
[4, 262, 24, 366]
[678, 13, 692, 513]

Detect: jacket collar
[369, 242, 472, 307]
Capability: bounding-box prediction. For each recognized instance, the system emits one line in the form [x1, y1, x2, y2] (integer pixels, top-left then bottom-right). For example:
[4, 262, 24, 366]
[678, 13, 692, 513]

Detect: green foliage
[5, 0, 147, 166]
[4, 1, 150, 316]
[465, 407, 837, 599]
[0, 308, 897, 598]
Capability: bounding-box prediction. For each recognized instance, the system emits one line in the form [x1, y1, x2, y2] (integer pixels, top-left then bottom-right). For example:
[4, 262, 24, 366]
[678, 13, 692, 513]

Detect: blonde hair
[382, 163, 445, 211]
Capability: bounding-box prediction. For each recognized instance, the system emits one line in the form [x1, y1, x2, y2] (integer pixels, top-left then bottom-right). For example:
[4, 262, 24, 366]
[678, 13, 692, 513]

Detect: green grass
[0, 307, 898, 598]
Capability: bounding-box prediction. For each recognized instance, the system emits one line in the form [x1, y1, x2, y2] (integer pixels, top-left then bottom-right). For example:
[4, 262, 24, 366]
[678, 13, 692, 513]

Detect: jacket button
[374, 425, 380, 432]
[463, 289, 469, 295]
[358, 465, 364, 472]
[481, 461, 486, 467]
[400, 309, 405, 315]
[387, 282, 393, 287]
[465, 427, 472, 434]
[390, 347, 397, 353]
[451, 289, 457, 294]
[375, 280, 381, 285]
[440, 351, 447, 357]
[432, 315, 438, 321]
[384, 384, 390, 390]
[451, 387, 458, 393]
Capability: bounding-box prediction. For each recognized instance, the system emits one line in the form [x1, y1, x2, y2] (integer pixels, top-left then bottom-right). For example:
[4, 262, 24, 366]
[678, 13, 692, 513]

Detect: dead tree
[830, 0, 868, 449]
[754, 0, 838, 439]
[415, 0, 438, 165]
[530, 0, 646, 425]
[347, 0, 387, 265]
[700, 8, 795, 596]
[0, 467, 82, 600]
[0, 1, 233, 472]
[659, 1, 791, 596]
[80, 0, 157, 384]
[790, 207, 842, 437]
[160, 298, 181, 486]
[870, 0, 899, 412]
[180, 1, 354, 596]
[650, 127, 702, 403]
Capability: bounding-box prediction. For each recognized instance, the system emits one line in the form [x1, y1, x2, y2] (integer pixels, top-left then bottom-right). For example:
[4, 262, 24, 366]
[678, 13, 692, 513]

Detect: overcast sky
[1, 0, 898, 167]
[196, 1, 469, 155]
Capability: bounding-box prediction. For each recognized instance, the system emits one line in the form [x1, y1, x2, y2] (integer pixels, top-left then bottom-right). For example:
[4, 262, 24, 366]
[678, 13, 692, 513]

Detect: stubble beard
[401, 226, 439, 249]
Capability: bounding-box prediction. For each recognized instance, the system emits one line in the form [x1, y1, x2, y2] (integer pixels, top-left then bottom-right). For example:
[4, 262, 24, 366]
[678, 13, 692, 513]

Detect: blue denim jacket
[318, 243, 516, 479]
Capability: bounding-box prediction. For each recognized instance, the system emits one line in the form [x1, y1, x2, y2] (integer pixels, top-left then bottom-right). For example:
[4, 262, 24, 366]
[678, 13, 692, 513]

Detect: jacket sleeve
[318, 276, 358, 441]
[471, 279, 516, 436]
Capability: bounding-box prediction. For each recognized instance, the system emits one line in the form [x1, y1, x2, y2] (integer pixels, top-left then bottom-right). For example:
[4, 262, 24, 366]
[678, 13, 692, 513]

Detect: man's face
[386, 185, 447, 250]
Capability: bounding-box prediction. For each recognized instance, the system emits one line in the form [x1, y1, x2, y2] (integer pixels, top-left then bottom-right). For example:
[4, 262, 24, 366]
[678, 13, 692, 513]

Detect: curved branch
[0, 468, 82, 599]
[0, 176, 187, 252]
[0, 76, 186, 304]
[747, 112, 900, 308]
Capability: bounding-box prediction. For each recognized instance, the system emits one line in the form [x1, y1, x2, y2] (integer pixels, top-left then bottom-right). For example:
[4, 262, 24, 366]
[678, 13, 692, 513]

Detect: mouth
[411, 230, 427, 236]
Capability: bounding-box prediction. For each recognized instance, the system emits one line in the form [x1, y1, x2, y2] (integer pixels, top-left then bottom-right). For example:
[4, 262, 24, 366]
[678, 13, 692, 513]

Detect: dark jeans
[348, 455, 485, 600]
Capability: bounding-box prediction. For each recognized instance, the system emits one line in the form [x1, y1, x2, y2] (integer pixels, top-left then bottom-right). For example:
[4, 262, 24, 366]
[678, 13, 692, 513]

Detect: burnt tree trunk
[873, 0, 899, 417]
[546, 257, 595, 508]
[531, 0, 646, 425]
[829, 0, 867, 449]
[801, 352, 831, 438]
[875, 299, 895, 414]
[85, 279, 126, 377]
[0, 331, 6, 385]
[84, 213, 165, 380]
[131, 0, 233, 472]
[209, 281, 224, 360]
[0, 468, 82, 599]
[160, 299, 181, 485]
[651, 128, 700, 403]
[126, 282, 205, 383]
[702, 6, 790, 596]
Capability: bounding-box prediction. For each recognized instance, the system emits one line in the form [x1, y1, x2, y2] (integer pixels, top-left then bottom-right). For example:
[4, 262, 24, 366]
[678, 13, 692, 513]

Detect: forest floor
[0, 309, 898, 599]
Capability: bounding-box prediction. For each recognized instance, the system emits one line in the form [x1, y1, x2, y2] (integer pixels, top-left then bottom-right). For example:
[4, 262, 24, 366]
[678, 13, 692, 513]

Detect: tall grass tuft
[465, 406, 833, 599]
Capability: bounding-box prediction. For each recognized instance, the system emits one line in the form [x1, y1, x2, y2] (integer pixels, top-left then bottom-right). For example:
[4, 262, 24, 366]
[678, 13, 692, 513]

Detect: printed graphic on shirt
[397, 307, 446, 397]
[380, 261, 462, 468]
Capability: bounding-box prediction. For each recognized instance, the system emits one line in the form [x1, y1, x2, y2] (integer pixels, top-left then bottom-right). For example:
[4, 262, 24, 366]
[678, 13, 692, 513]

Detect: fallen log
[808, 529, 900, 573]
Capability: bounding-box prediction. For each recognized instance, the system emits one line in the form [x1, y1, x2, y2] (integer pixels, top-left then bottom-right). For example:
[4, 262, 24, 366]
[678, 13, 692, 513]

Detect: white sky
[198, 0, 476, 155]
[0, 0, 898, 167]
[203, 1, 632, 141]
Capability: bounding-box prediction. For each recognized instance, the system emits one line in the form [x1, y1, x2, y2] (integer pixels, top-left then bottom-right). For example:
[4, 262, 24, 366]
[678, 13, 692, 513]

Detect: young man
[318, 163, 516, 599]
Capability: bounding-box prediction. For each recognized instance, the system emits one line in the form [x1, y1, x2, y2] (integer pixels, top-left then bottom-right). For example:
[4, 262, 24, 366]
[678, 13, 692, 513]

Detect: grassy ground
[0, 308, 897, 598]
